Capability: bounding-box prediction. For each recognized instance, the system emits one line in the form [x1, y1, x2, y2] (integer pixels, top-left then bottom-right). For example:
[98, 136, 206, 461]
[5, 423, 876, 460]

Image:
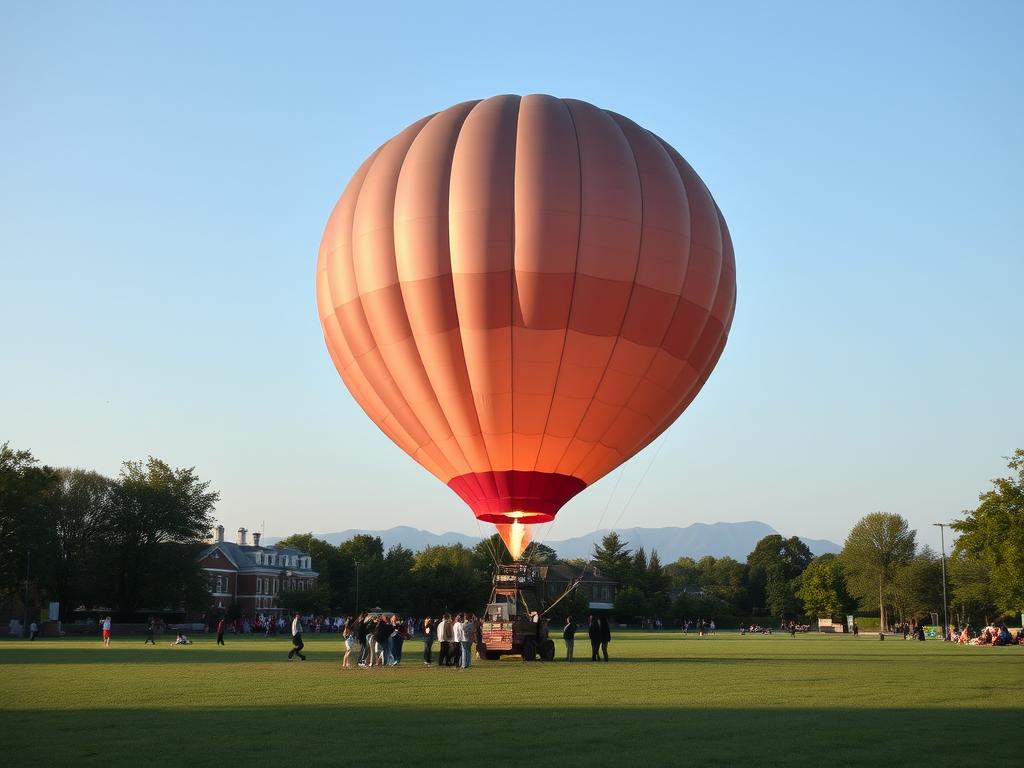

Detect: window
[216, 576, 223, 593]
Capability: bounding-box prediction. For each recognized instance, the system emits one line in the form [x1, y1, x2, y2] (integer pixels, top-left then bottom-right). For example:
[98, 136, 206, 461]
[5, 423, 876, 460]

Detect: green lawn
[2, 632, 1021, 766]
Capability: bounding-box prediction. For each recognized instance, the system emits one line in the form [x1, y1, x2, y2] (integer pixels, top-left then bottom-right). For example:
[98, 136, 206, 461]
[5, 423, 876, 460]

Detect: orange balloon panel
[317, 95, 736, 526]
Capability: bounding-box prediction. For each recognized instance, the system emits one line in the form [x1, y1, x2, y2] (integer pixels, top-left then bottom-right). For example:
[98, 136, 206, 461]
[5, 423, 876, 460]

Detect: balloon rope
[473, 518, 501, 567]
[608, 431, 670, 534]
[524, 519, 557, 569]
[588, 465, 625, 560]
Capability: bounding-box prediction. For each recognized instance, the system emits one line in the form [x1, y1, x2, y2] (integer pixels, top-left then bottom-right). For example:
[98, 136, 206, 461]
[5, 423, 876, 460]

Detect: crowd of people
[681, 619, 716, 636]
[957, 623, 1024, 646]
[57, 610, 1024, 655]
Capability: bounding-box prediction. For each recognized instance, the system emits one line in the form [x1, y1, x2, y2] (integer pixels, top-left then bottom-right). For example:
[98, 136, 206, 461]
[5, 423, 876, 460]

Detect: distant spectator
[342, 616, 355, 668]
[563, 616, 577, 662]
[422, 616, 434, 666]
[599, 616, 611, 661]
[588, 616, 601, 661]
[288, 612, 306, 661]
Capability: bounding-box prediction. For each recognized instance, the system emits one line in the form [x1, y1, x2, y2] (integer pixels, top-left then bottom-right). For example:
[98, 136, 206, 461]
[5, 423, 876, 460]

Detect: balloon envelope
[317, 94, 735, 533]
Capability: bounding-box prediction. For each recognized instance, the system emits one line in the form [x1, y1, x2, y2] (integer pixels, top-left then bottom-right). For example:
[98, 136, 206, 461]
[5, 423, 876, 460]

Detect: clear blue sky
[2, 2, 1021, 553]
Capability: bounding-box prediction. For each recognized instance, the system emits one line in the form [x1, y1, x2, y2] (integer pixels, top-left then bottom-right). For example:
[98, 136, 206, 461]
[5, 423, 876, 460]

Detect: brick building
[198, 525, 318, 617]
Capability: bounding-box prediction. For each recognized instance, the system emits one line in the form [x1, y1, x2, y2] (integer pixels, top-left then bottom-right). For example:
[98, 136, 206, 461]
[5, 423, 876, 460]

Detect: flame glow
[496, 521, 533, 560]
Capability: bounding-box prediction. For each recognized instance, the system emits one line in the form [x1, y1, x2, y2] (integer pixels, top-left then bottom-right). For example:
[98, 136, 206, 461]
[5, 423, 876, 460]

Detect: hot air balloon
[316, 95, 735, 560]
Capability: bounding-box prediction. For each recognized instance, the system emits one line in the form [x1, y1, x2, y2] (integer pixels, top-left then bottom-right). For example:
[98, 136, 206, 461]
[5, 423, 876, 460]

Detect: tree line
[1, 443, 217, 620]
[3, 440, 1021, 629]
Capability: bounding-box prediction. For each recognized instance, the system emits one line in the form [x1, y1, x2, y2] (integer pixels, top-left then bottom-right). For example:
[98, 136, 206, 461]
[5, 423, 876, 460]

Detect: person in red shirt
[216, 617, 226, 646]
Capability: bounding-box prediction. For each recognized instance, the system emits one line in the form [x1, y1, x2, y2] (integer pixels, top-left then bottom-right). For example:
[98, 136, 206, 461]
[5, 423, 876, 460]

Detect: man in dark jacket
[599, 616, 611, 661]
[588, 616, 601, 661]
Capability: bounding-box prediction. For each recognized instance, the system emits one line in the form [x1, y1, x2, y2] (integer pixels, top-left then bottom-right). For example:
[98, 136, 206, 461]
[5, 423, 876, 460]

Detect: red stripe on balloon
[448, 471, 587, 524]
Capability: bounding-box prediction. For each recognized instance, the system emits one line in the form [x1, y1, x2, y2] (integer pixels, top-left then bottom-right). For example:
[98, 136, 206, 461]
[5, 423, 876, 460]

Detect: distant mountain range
[265, 521, 841, 562]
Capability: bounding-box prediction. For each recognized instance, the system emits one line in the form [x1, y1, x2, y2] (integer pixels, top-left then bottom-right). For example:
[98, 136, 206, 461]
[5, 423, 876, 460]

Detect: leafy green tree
[952, 449, 1024, 616]
[0, 443, 58, 611]
[337, 534, 385, 612]
[613, 586, 647, 622]
[409, 544, 489, 616]
[277, 533, 348, 612]
[646, 550, 669, 595]
[629, 547, 649, 590]
[522, 542, 558, 565]
[746, 535, 812, 616]
[840, 512, 916, 630]
[279, 583, 330, 614]
[45, 469, 113, 617]
[888, 548, 943, 624]
[796, 554, 853, 619]
[103, 457, 219, 616]
[948, 551, 998, 626]
[592, 532, 632, 583]
[701, 556, 747, 611]
[380, 544, 415, 613]
[665, 557, 701, 590]
[473, 533, 505, 569]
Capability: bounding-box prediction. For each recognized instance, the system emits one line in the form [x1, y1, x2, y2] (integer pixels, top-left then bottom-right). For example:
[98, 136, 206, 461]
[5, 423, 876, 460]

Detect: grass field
[2, 631, 1022, 766]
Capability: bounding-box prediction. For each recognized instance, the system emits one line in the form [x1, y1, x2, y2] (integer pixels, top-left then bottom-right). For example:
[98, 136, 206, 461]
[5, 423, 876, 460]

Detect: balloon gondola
[317, 94, 735, 560]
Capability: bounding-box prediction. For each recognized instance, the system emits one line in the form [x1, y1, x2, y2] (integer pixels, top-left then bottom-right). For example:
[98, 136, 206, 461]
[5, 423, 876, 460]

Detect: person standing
[144, 617, 156, 645]
[588, 616, 601, 661]
[460, 615, 474, 669]
[29, 621, 39, 641]
[358, 614, 370, 667]
[392, 616, 408, 665]
[599, 616, 611, 661]
[374, 615, 393, 666]
[102, 616, 112, 647]
[216, 616, 226, 646]
[342, 616, 355, 668]
[288, 612, 306, 661]
[452, 614, 465, 668]
[563, 616, 577, 661]
[422, 616, 434, 666]
[436, 614, 449, 668]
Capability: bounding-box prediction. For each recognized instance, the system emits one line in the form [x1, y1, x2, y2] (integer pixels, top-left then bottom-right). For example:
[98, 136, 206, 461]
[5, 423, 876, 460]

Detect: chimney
[253, 532, 261, 547]
[237, 527, 247, 545]
[215, 525, 224, 544]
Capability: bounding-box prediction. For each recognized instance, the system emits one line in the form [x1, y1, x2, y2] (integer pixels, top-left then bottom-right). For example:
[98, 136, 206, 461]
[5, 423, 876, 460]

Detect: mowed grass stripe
[2, 633, 1021, 766]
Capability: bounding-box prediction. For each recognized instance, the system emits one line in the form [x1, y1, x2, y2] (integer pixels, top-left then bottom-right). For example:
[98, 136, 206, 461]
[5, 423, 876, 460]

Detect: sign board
[48, 602, 60, 621]
[847, 615, 855, 630]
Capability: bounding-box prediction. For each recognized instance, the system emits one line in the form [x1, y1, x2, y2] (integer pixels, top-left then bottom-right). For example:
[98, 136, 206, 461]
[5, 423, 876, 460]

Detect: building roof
[536, 563, 617, 584]
[199, 542, 318, 576]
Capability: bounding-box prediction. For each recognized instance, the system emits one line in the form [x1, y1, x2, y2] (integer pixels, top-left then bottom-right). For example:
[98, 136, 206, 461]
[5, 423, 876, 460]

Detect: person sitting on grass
[995, 624, 1012, 646]
[969, 627, 994, 646]
[172, 632, 191, 645]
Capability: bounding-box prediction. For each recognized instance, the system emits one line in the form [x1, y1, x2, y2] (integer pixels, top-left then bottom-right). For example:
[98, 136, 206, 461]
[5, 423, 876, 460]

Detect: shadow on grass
[0, 705, 1015, 766]
[0, 646, 994, 665]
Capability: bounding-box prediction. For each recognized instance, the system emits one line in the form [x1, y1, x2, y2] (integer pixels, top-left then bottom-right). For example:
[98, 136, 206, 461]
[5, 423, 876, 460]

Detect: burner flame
[495, 520, 532, 560]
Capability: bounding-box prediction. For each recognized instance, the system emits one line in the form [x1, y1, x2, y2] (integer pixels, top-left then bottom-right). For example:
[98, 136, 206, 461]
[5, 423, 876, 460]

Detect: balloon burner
[495, 521, 533, 560]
